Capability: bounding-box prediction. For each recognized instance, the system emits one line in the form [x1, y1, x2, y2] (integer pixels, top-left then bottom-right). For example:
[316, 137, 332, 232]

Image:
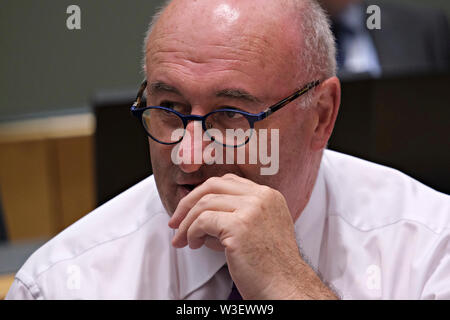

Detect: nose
[177, 120, 209, 173]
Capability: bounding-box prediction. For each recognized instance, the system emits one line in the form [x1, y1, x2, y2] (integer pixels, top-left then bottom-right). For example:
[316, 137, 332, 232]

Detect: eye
[224, 110, 243, 119]
[219, 107, 246, 119]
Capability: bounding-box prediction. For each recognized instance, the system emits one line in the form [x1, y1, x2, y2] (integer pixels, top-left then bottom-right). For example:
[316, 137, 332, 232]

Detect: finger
[222, 173, 256, 186]
[169, 176, 254, 228]
[172, 194, 245, 247]
[186, 210, 234, 250]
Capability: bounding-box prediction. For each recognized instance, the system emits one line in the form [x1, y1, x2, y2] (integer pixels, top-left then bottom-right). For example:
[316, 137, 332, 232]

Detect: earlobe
[311, 77, 341, 151]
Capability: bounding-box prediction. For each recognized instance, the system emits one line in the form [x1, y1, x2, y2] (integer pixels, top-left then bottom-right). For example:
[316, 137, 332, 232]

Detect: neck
[291, 150, 323, 222]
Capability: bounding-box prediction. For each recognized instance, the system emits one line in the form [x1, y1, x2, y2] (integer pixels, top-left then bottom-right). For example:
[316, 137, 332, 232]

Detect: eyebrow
[216, 88, 262, 104]
[148, 81, 181, 95]
[148, 81, 262, 104]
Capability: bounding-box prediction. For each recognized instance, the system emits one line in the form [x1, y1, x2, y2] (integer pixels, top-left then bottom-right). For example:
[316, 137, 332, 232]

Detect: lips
[177, 178, 205, 190]
[180, 184, 197, 191]
[177, 181, 204, 195]
[177, 183, 201, 199]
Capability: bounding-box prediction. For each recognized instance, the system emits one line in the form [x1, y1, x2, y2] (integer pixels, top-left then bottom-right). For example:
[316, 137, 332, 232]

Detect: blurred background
[0, 0, 449, 298]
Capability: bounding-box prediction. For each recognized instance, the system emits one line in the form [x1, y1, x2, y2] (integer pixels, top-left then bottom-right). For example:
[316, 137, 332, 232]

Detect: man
[6, 0, 450, 299]
[318, 0, 450, 77]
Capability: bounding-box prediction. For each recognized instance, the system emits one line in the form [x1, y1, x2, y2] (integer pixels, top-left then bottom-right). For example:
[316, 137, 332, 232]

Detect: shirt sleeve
[4, 278, 38, 300]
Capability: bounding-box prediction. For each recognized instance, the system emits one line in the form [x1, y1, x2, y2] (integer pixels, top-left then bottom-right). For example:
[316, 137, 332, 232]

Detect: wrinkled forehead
[146, 0, 303, 73]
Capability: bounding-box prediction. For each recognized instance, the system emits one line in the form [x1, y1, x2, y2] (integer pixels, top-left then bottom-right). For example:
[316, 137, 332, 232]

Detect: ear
[310, 77, 341, 151]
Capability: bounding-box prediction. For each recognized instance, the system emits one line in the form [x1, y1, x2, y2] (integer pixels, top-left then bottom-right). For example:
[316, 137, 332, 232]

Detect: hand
[168, 173, 318, 299]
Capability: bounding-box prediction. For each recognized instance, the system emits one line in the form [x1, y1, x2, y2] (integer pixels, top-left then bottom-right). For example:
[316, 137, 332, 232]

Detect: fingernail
[172, 237, 181, 248]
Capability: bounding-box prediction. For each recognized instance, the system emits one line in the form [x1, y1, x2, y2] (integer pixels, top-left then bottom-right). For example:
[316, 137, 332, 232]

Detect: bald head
[144, 0, 336, 90]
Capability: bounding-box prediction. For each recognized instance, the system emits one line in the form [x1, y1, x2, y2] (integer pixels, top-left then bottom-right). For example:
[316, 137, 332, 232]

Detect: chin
[160, 196, 177, 217]
[154, 181, 178, 217]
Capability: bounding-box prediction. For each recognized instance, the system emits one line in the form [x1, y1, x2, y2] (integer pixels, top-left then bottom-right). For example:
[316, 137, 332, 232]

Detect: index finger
[168, 175, 254, 229]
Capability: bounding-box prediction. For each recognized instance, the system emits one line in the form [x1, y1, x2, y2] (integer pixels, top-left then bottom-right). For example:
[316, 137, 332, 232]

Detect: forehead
[145, 1, 302, 93]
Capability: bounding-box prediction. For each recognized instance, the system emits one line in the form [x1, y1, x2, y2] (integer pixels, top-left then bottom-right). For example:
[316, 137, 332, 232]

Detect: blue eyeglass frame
[130, 79, 321, 147]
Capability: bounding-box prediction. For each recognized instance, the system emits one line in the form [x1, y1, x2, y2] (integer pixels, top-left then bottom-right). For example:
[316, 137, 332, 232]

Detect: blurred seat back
[329, 72, 450, 194]
[92, 90, 152, 206]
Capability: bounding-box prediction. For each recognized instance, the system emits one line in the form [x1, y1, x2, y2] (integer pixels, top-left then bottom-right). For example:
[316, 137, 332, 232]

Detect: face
[144, 0, 336, 220]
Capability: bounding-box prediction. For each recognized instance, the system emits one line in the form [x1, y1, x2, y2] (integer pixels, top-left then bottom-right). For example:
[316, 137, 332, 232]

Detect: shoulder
[320, 151, 450, 298]
[322, 150, 450, 233]
[9, 175, 170, 299]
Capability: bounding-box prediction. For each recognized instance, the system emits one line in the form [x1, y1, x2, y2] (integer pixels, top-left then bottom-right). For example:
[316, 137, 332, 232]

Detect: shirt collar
[175, 234, 227, 299]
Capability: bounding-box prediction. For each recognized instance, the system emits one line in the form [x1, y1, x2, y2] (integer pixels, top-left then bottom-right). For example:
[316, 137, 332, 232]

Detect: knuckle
[205, 176, 220, 186]
[271, 188, 283, 199]
[223, 173, 237, 179]
[197, 210, 212, 226]
[248, 195, 261, 207]
[259, 185, 274, 198]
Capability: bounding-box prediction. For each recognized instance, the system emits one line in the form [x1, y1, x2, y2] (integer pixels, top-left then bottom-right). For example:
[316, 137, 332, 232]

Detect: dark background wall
[0, 0, 162, 121]
[1, 0, 449, 121]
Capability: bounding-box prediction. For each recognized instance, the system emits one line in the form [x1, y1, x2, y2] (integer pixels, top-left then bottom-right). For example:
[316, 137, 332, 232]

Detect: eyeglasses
[131, 79, 320, 147]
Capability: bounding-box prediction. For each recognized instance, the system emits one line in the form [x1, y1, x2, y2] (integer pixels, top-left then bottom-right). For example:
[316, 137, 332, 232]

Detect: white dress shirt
[6, 150, 450, 299]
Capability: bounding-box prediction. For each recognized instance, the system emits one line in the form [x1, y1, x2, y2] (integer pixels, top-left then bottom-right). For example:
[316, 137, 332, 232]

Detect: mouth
[180, 184, 198, 192]
[176, 176, 216, 196]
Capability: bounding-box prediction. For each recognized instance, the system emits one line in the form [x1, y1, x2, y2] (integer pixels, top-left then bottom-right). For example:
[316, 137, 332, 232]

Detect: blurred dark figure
[318, 0, 450, 78]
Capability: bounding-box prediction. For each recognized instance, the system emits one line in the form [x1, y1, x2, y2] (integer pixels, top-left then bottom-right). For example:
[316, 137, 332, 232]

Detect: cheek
[148, 141, 180, 214]
[149, 140, 175, 179]
[283, 109, 316, 147]
[236, 162, 263, 182]
[268, 114, 314, 176]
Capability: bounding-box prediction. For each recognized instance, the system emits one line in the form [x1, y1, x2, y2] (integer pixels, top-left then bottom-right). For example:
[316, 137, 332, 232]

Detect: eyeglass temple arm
[132, 80, 148, 108]
[262, 80, 321, 119]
